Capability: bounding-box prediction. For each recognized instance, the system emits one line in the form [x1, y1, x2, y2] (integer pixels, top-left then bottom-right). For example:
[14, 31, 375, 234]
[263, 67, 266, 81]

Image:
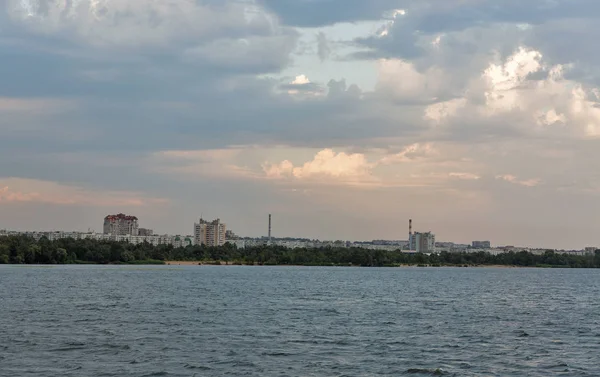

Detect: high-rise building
[103, 214, 139, 235]
[472, 241, 491, 249]
[410, 232, 436, 253]
[194, 218, 226, 247]
[138, 228, 154, 237]
[225, 230, 239, 240]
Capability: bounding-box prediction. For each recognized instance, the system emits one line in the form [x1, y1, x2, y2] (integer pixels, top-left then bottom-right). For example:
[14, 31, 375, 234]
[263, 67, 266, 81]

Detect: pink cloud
[496, 174, 541, 187]
[0, 178, 168, 207]
[0, 97, 75, 114]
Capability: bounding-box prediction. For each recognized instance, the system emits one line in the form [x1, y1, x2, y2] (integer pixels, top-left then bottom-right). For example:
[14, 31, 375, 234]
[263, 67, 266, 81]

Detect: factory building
[408, 219, 436, 253]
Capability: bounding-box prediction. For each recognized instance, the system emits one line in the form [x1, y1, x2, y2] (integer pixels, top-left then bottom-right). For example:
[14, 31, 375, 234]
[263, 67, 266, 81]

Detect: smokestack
[268, 214, 272, 241]
[409, 219, 413, 250]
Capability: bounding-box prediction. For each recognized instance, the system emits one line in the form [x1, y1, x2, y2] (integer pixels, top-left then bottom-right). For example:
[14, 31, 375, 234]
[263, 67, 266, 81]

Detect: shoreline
[162, 261, 549, 269]
[0, 262, 578, 269]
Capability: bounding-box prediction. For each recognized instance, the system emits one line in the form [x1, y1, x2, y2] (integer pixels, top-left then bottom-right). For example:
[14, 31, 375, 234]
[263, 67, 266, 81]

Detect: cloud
[374, 59, 449, 102]
[316, 31, 331, 61]
[449, 172, 480, 180]
[0, 178, 168, 206]
[149, 149, 260, 181]
[0, 97, 75, 113]
[291, 75, 311, 85]
[280, 74, 326, 96]
[263, 149, 374, 180]
[496, 174, 541, 187]
[424, 46, 600, 139]
[256, 0, 403, 27]
[4, 0, 600, 248]
[379, 143, 437, 164]
[183, 33, 298, 74]
[4, 0, 274, 47]
[263, 160, 295, 179]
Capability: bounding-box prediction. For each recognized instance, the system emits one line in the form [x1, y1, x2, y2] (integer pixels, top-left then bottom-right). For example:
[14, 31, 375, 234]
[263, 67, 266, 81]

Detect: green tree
[55, 248, 68, 264]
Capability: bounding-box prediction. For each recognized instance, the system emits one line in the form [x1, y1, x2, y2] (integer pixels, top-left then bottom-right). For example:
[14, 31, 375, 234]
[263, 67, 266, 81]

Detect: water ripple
[0, 265, 599, 376]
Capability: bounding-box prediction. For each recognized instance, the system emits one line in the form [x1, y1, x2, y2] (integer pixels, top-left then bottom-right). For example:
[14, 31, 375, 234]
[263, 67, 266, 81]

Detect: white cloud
[496, 174, 540, 187]
[263, 149, 374, 181]
[423, 46, 600, 138]
[379, 143, 437, 164]
[292, 149, 373, 179]
[484, 48, 543, 92]
[291, 75, 311, 85]
[376, 59, 445, 101]
[425, 98, 467, 123]
[377, 9, 406, 37]
[449, 172, 480, 180]
[284, 74, 326, 97]
[263, 160, 294, 178]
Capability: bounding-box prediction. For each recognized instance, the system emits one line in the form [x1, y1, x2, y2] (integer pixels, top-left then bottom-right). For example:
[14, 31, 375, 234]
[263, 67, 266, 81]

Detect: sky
[2, 0, 600, 249]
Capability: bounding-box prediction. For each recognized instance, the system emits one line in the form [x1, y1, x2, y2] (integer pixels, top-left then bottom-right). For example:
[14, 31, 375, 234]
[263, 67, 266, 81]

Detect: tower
[409, 219, 413, 251]
[268, 214, 272, 241]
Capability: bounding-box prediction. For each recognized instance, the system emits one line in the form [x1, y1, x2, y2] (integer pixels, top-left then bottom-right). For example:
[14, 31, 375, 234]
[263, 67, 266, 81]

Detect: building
[410, 232, 436, 253]
[103, 214, 139, 235]
[407, 219, 435, 253]
[172, 236, 194, 248]
[138, 228, 154, 237]
[472, 240, 491, 249]
[194, 218, 227, 247]
[225, 230, 239, 240]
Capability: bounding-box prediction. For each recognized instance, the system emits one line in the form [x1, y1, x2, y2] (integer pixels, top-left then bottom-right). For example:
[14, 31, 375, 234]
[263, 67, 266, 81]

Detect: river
[0, 265, 598, 376]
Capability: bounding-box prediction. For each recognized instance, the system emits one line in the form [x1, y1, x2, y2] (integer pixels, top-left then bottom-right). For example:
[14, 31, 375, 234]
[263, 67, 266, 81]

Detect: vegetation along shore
[1, 235, 600, 268]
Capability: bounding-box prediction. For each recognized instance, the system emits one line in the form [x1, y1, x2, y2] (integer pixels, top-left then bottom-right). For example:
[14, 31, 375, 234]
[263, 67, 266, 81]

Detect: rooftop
[104, 213, 138, 221]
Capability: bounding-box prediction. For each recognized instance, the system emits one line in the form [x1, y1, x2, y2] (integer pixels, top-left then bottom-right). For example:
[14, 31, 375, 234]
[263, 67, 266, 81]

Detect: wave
[405, 368, 450, 376]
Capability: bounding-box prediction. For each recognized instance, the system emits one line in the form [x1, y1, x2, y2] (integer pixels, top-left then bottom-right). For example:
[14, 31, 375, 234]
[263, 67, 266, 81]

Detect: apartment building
[194, 218, 227, 247]
[472, 240, 491, 249]
[103, 214, 139, 235]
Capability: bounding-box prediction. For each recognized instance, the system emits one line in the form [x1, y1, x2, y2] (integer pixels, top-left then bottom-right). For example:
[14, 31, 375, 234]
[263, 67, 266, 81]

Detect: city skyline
[0, 212, 577, 251]
[2, 1, 600, 250]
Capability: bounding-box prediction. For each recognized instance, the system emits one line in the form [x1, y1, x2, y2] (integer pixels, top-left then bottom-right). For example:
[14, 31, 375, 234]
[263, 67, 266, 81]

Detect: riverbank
[163, 261, 551, 268]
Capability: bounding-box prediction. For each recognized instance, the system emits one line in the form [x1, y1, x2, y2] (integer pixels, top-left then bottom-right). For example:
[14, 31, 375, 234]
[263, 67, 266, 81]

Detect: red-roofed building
[103, 213, 139, 236]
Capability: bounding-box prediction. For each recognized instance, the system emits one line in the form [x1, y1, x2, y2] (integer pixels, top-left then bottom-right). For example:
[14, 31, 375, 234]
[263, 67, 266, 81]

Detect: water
[0, 265, 599, 376]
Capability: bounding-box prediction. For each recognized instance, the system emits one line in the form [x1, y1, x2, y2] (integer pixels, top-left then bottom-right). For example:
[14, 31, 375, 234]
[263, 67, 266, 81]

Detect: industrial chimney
[409, 219, 413, 251]
[268, 214, 272, 241]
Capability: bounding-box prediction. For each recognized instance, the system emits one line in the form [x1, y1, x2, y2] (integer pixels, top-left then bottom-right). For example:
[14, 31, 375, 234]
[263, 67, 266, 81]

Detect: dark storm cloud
[258, 0, 600, 30]
[338, 0, 600, 72]
[256, 0, 403, 27]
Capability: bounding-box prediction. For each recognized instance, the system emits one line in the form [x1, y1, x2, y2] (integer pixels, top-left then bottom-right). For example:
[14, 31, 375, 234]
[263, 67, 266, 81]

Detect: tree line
[1, 235, 599, 268]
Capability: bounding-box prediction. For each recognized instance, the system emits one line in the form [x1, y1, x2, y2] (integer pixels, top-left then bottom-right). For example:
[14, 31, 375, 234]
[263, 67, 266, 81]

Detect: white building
[172, 236, 194, 248]
[410, 232, 436, 253]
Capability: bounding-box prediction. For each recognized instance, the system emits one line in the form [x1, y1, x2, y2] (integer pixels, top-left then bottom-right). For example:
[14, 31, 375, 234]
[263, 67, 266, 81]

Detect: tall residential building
[103, 214, 139, 235]
[410, 232, 436, 253]
[194, 218, 226, 247]
[138, 228, 154, 237]
[472, 241, 491, 249]
[225, 230, 239, 240]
